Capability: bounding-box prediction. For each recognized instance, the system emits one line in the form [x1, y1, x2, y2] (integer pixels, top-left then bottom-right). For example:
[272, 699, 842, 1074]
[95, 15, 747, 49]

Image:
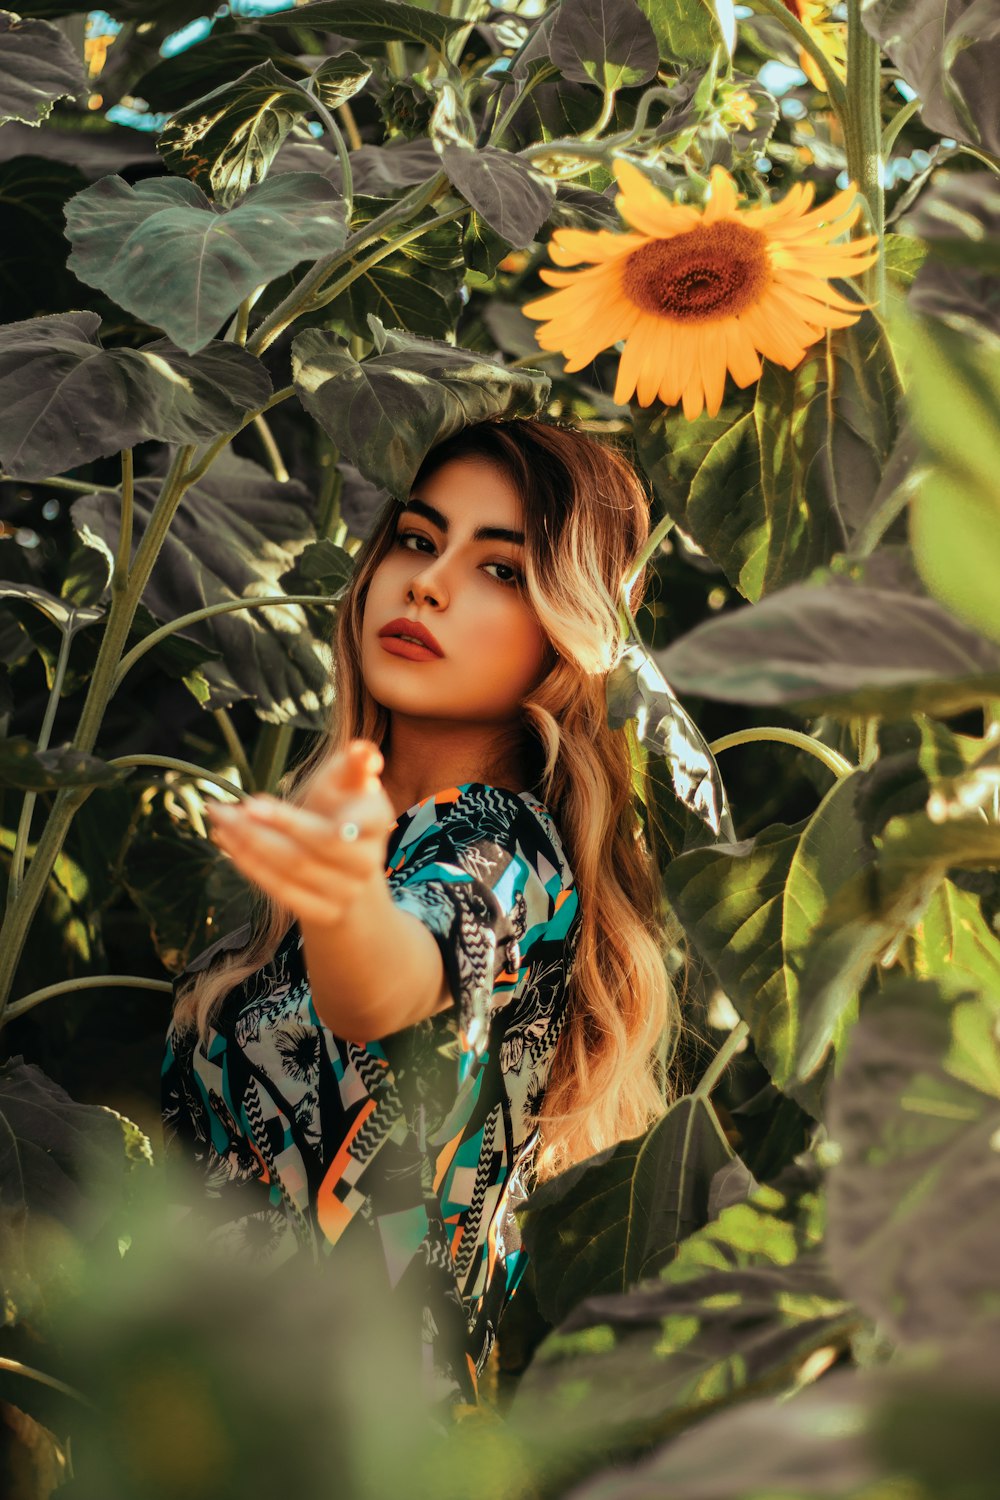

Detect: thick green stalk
[6, 626, 74, 909]
[4, 973, 173, 1027]
[844, 0, 886, 313]
[106, 754, 247, 801]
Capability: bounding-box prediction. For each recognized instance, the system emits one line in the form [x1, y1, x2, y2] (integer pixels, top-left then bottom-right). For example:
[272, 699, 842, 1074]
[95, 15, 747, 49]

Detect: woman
[161, 417, 682, 1410]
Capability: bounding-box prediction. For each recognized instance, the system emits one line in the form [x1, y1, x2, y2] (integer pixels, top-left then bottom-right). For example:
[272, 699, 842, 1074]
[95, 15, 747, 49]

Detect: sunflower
[521, 161, 880, 421]
[782, 0, 848, 92]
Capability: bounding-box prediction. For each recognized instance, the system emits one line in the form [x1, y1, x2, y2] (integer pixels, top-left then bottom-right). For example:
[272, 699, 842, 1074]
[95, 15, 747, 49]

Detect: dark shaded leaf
[256, 0, 466, 53]
[827, 974, 1000, 1342]
[652, 572, 1000, 720]
[0, 739, 126, 792]
[0, 10, 87, 127]
[861, 0, 1000, 155]
[71, 451, 334, 727]
[65, 172, 348, 355]
[122, 811, 251, 975]
[130, 31, 302, 115]
[291, 318, 550, 497]
[549, 0, 660, 92]
[0, 313, 271, 482]
[519, 1094, 732, 1325]
[0, 581, 103, 638]
[899, 169, 1000, 277]
[0, 157, 89, 324]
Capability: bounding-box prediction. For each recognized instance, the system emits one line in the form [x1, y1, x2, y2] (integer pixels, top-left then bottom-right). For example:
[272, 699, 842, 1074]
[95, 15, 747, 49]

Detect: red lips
[377, 617, 444, 656]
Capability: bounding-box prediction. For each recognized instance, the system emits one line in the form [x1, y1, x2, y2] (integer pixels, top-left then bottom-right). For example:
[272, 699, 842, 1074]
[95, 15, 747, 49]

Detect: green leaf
[898, 309, 1000, 645]
[0, 312, 272, 482]
[309, 50, 373, 110]
[291, 319, 551, 497]
[549, 0, 660, 93]
[0, 738, 126, 792]
[0, 581, 103, 639]
[71, 451, 334, 728]
[519, 1094, 732, 1326]
[664, 769, 870, 1104]
[653, 571, 1000, 720]
[122, 808, 251, 974]
[0, 157, 90, 322]
[899, 170, 1000, 278]
[636, 0, 732, 64]
[860, 0, 1000, 154]
[827, 974, 1000, 1342]
[65, 172, 348, 355]
[0, 10, 87, 127]
[129, 31, 302, 115]
[157, 61, 321, 207]
[605, 640, 734, 847]
[256, 0, 466, 53]
[509, 1165, 856, 1472]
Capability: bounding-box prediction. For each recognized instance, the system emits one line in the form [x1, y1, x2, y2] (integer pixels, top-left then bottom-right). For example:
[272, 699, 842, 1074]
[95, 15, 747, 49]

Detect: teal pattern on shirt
[161, 780, 581, 1407]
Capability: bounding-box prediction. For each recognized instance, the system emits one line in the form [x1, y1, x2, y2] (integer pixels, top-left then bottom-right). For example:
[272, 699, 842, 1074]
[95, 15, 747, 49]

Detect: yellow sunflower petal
[662, 324, 700, 407]
[723, 318, 763, 387]
[549, 227, 644, 266]
[613, 159, 702, 239]
[614, 319, 661, 405]
[702, 165, 740, 226]
[698, 321, 729, 415]
[682, 371, 706, 422]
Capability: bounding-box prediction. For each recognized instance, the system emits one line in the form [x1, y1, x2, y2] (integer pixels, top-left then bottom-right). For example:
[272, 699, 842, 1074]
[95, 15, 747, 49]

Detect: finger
[209, 821, 364, 907]
[309, 740, 384, 810]
[224, 795, 389, 867]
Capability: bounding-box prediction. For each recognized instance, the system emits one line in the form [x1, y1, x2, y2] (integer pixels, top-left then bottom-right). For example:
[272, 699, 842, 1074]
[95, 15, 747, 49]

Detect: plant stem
[246, 172, 449, 357]
[4, 972, 173, 1026]
[6, 626, 74, 909]
[299, 78, 353, 218]
[252, 412, 289, 481]
[695, 1019, 751, 1097]
[0, 474, 122, 497]
[303, 203, 469, 315]
[213, 708, 256, 792]
[880, 93, 920, 156]
[111, 593, 341, 694]
[252, 722, 296, 794]
[746, 0, 848, 116]
[709, 726, 855, 780]
[107, 754, 247, 800]
[844, 0, 886, 314]
[337, 100, 362, 151]
[113, 447, 133, 595]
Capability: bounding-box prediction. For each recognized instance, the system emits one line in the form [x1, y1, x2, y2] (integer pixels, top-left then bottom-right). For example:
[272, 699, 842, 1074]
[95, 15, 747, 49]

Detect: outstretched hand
[205, 739, 397, 930]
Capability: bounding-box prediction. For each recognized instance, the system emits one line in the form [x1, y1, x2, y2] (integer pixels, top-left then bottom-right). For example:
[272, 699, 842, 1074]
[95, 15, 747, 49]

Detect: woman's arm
[299, 879, 452, 1041]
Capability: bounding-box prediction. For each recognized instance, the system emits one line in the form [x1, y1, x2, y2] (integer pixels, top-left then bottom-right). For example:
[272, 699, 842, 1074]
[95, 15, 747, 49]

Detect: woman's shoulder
[442, 782, 576, 898]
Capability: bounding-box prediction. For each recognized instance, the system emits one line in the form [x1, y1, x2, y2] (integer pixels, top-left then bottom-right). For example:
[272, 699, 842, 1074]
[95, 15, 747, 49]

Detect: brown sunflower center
[621, 221, 770, 322]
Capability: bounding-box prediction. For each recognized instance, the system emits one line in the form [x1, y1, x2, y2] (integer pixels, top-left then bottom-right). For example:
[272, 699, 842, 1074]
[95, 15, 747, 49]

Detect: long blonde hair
[171, 417, 684, 1183]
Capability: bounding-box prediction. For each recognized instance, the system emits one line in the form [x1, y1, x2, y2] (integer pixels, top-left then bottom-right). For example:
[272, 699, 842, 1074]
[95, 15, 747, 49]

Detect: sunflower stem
[843, 0, 886, 315]
[709, 727, 855, 780]
[745, 0, 848, 117]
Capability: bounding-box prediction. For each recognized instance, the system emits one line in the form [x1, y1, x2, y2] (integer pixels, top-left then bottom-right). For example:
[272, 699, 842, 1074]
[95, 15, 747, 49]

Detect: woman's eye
[396, 532, 522, 587]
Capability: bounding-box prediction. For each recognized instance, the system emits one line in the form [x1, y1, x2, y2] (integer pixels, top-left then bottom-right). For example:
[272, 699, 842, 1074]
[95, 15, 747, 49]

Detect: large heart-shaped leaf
[653, 571, 1000, 720]
[549, 0, 660, 92]
[637, 0, 734, 63]
[291, 318, 551, 496]
[0, 312, 272, 481]
[0, 10, 86, 127]
[861, 0, 1000, 154]
[827, 974, 1000, 1342]
[72, 451, 335, 727]
[64, 172, 348, 354]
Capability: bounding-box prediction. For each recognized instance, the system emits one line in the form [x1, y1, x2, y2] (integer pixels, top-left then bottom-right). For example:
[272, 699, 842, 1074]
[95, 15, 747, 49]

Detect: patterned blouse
[161, 780, 581, 1407]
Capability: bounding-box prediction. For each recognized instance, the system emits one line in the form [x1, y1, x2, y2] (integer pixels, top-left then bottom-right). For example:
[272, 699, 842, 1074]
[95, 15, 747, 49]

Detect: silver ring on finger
[337, 821, 361, 842]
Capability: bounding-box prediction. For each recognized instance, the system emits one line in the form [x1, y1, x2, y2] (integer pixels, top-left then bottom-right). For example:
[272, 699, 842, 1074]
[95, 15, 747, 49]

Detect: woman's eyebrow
[401, 496, 525, 546]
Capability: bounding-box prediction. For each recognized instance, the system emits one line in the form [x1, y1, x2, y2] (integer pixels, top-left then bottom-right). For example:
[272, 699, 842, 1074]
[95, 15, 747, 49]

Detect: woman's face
[361, 455, 553, 727]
